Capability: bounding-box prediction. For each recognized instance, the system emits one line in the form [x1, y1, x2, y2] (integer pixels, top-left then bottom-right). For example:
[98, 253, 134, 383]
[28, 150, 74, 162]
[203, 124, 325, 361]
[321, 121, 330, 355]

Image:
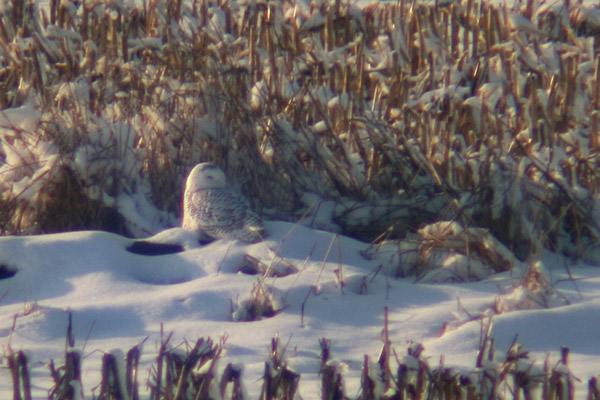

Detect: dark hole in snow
[238, 255, 297, 277]
[126, 241, 185, 256]
[199, 238, 215, 246]
[234, 301, 282, 321]
[231, 283, 284, 322]
[0, 264, 17, 279]
[238, 264, 260, 275]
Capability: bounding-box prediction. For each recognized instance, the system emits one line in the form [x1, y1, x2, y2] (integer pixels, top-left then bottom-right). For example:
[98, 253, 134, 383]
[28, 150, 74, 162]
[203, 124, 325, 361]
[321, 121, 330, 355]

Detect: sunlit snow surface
[1, 221, 600, 398]
[2, 0, 600, 397]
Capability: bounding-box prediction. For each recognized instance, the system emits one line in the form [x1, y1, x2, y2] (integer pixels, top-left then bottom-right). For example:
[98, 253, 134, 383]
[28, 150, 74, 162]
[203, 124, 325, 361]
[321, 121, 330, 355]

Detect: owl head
[185, 162, 227, 192]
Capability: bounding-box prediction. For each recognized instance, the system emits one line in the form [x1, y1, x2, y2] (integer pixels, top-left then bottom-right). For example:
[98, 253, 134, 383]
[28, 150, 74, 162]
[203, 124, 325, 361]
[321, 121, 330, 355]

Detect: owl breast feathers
[182, 163, 265, 242]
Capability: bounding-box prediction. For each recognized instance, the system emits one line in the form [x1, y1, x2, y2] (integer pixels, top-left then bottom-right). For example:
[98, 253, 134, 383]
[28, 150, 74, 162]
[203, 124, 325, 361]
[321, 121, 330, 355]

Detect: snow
[1, 221, 600, 398]
[3, 0, 600, 397]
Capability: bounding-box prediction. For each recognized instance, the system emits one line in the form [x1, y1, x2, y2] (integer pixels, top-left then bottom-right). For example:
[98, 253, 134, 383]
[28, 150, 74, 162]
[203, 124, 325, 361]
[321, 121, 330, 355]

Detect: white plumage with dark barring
[182, 162, 265, 242]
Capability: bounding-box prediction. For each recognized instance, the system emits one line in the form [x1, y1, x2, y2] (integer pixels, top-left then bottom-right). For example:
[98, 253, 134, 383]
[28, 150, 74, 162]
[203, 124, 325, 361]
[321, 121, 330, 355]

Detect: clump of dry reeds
[47, 312, 85, 400]
[6, 310, 600, 399]
[231, 280, 281, 321]
[362, 220, 517, 282]
[319, 338, 345, 400]
[5, 348, 32, 400]
[495, 260, 559, 312]
[260, 336, 300, 400]
[2, 0, 600, 259]
[148, 330, 222, 399]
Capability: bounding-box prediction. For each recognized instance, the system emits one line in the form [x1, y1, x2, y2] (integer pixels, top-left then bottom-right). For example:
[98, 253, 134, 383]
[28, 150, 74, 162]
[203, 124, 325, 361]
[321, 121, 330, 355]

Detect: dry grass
[5, 309, 595, 399]
[231, 279, 280, 321]
[2, 1, 600, 394]
[1, 0, 600, 253]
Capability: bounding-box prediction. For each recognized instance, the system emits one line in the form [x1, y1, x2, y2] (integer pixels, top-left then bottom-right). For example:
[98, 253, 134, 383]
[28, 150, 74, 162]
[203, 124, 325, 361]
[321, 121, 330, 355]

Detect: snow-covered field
[1, 220, 600, 398]
[3, 0, 600, 397]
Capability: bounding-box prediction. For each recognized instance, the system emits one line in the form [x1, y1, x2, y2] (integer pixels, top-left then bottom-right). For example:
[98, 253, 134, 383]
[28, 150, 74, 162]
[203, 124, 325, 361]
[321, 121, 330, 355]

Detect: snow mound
[1, 222, 600, 398]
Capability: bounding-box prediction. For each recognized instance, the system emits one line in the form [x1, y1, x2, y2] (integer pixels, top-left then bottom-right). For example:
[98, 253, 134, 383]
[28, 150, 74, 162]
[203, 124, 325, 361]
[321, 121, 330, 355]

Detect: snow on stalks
[2, 312, 596, 399]
[1, 0, 600, 264]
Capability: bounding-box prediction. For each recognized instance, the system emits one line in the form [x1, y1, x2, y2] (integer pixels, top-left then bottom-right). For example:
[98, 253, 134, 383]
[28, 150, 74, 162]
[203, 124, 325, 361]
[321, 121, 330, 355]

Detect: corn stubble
[5, 310, 598, 399]
[3, 0, 600, 397]
[0, 0, 599, 262]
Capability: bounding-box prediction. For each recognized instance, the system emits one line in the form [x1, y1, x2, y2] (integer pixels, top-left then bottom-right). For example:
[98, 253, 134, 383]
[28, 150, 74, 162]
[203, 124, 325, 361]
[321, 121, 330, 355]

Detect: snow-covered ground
[1, 220, 599, 398]
[2, 0, 600, 397]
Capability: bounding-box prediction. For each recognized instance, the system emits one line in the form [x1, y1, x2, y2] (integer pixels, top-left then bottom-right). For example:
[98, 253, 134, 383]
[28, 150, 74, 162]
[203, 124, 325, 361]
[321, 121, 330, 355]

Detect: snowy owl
[182, 162, 265, 242]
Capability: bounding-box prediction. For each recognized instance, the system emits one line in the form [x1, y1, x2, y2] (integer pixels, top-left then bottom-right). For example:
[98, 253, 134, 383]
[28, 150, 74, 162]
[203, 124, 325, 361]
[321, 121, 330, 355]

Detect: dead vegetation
[1, 0, 600, 264]
[4, 308, 597, 399]
[231, 280, 281, 321]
